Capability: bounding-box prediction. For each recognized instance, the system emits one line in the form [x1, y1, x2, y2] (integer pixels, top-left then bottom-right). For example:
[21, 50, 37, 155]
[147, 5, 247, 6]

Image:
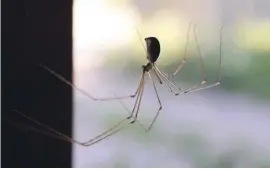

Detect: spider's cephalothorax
[142, 62, 152, 72]
[145, 37, 160, 63]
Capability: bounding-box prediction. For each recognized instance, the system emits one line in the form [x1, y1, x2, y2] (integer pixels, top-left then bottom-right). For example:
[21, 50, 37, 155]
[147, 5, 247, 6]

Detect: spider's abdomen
[145, 37, 160, 63]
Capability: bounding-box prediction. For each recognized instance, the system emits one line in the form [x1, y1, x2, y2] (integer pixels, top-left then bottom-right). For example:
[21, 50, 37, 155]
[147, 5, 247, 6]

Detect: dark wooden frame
[2, 0, 73, 167]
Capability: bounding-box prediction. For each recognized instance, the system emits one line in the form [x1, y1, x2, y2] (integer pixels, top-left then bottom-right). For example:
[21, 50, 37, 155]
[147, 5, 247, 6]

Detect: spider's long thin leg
[5, 114, 72, 142]
[117, 99, 148, 131]
[169, 21, 193, 78]
[61, 71, 147, 146]
[153, 64, 183, 95]
[10, 103, 132, 147]
[13, 108, 133, 147]
[11, 109, 83, 144]
[80, 116, 134, 146]
[152, 66, 163, 84]
[131, 71, 146, 121]
[10, 72, 147, 147]
[152, 66, 176, 93]
[118, 70, 162, 132]
[40, 63, 147, 134]
[182, 26, 223, 94]
[90, 70, 146, 142]
[135, 27, 147, 55]
[179, 24, 208, 93]
[144, 71, 163, 132]
[40, 64, 140, 101]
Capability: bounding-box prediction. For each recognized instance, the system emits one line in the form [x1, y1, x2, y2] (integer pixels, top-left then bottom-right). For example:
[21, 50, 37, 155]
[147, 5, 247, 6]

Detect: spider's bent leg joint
[126, 116, 136, 123]
[171, 59, 187, 79]
[126, 115, 133, 120]
[174, 89, 182, 96]
[145, 106, 162, 132]
[184, 81, 221, 94]
[130, 94, 136, 98]
[201, 80, 207, 85]
[126, 116, 136, 124]
[130, 120, 136, 124]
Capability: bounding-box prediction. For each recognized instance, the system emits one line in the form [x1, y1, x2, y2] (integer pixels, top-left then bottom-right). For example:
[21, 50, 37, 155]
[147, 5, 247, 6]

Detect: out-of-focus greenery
[74, 1, 270, 167]
[236, 22, 270, 52]
[223, 51, 270, 98]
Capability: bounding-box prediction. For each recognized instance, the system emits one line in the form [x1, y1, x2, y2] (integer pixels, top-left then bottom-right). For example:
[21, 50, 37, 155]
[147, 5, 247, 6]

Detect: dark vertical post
[2, 0, 73, 167]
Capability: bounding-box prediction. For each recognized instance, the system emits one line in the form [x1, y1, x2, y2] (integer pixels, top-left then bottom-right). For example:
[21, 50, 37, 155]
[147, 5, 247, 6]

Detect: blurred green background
[72, 0, 270, 167]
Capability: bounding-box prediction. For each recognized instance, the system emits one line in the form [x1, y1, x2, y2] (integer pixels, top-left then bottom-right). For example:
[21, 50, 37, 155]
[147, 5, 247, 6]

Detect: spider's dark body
[145, 37, 160, 63]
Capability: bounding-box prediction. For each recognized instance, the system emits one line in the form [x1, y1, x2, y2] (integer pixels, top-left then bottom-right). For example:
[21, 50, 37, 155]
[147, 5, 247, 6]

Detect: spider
[12, 22, 224, 147]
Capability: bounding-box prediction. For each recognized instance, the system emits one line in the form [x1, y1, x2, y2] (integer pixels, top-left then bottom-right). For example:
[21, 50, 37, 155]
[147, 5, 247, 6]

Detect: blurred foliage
[74, 1, 270, 167]
[224, 51, 270, 98]
[235, 21, 270, 52]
